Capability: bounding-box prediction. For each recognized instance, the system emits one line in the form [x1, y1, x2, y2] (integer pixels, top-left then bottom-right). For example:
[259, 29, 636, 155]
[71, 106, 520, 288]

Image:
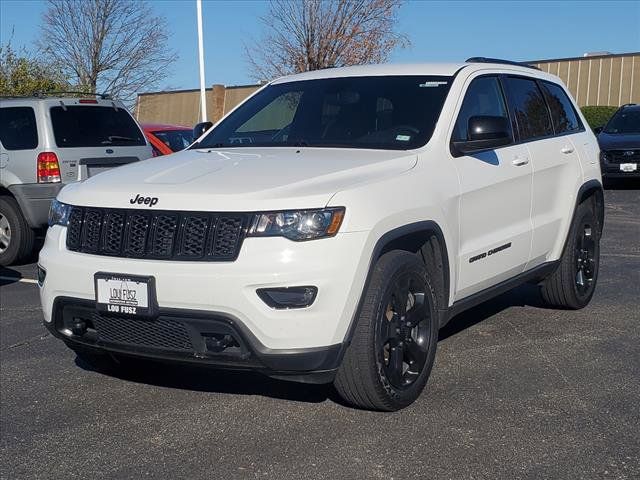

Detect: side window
[0, 107, 38, 150]
[540, 81, 582, 134]
[503, 77, 553, 141]
[452, 76, 511, 142]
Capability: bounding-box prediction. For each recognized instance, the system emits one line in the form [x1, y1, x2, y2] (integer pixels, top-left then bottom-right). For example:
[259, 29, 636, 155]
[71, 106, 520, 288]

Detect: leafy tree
[246, 0, 408, 81]
[0, 42, 69, 96]
[38, 0, 177, 106]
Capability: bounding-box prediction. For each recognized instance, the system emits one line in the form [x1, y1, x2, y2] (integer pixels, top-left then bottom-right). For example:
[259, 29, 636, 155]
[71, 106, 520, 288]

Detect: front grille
[606, 150, 640, 164]
[91, 312, 193, 351]
[66, 206, 248, 261]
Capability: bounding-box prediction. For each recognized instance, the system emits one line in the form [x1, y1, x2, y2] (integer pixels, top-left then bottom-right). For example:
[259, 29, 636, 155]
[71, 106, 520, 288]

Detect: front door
[450, 75, 533, 300]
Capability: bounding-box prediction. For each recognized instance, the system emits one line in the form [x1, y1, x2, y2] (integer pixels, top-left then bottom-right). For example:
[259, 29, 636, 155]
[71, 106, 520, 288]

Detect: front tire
[334, 250, 439, 411]
[539, 199, 600, 309]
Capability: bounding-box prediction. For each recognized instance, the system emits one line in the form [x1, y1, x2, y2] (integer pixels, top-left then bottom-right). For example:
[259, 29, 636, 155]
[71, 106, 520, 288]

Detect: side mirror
[193, 121, 213, 139]
[452, 115, 512, 155]
[593, 126, 603, 134]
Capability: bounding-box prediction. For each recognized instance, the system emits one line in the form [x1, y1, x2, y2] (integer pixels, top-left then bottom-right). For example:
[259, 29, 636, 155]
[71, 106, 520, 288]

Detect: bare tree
[246, 0, 408, 81]
[38, 0, 176, 105]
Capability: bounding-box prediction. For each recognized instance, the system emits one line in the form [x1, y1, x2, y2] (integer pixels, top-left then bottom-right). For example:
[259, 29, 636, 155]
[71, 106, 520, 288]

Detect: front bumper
[600, 161, 640, 178]
[8, 183, 63, 228]
[46, 297, 343, 383]
[39, 225, 371, 367]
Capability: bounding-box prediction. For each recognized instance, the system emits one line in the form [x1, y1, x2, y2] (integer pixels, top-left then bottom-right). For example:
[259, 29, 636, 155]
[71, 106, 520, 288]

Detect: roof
[142, 123, 191, 131]
[271, 61, 554, 84]
[271, 63, 468, 84]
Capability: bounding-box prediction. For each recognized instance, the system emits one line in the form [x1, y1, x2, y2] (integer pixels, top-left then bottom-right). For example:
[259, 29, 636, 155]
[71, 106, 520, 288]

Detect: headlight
[248, 207, 345, 241]
[48, 199, 71, 226]
[600, 151, 611, 163]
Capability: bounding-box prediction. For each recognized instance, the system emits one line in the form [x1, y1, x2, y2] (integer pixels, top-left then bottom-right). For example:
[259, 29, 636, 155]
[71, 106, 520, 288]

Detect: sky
[1, 0, 639, 93]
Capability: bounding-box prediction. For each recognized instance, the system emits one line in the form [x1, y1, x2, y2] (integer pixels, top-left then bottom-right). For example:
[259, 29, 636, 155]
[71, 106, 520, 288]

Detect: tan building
[135, 52, 639, 125]
[528, 52, 639, 107]
[135, 83, 260, 127]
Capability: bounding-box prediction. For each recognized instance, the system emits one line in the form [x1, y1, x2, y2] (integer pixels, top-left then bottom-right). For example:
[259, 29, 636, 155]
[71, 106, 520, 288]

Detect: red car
[142, 123, 194, 156]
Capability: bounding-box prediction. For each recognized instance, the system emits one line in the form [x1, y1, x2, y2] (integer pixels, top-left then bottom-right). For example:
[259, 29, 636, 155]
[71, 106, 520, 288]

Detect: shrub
[580, 106, 619, 130]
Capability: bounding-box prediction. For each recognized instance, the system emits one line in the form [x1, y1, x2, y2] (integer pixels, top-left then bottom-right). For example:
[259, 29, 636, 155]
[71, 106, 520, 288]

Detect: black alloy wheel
[575, 223, 596, 296]
[377, 272, 431, 390]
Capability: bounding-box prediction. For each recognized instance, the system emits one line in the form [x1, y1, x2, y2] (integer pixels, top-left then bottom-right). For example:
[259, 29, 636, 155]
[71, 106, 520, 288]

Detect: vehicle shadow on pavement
[71, 283, 547, 406]
[74, 355, 335, 404]
[0, 266, 24, 286]
[439, 283, 546, 341]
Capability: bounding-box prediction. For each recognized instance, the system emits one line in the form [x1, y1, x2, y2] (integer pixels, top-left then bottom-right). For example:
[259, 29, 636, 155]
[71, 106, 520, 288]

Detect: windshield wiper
[101, 135, 139, 144]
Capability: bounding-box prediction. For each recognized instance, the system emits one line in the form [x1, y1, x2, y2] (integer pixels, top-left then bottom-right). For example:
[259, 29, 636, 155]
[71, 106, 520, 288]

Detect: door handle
[561, 146, 574, 154]
[512, 157, 529, 166]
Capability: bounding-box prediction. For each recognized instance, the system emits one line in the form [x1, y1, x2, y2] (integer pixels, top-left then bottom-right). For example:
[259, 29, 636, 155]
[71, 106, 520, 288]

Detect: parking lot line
[0, 276, 38, 285]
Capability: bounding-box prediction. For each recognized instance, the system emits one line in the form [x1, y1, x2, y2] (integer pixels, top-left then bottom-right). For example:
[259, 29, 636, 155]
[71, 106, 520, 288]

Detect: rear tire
[334, 250, 439, 411]
[0, 196, 35, 266]
[539, 199, 600, 309]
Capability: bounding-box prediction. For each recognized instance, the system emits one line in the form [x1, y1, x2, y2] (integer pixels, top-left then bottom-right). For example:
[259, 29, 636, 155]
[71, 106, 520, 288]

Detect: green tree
[0, 42, 69, 96]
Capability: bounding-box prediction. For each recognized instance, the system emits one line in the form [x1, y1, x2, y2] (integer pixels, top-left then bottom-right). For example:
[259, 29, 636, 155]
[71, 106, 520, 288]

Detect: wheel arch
[577, 179, 604, 238]
[341, 220, 453, 356]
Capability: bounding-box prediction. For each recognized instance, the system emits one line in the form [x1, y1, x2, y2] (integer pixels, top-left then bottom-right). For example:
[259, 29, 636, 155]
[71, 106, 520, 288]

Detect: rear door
[451, 75, 533, 299]
[502, 77, 584, 268]
[45, 99, 152, 183]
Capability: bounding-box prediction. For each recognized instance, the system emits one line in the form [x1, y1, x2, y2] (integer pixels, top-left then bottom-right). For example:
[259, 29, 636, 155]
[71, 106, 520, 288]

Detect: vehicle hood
[58, 147, 418, 211]
[597, 132, 640, 150]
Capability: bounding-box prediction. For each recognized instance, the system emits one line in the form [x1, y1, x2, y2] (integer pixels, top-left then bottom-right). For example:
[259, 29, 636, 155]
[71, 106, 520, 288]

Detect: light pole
[196, 0, 207, 122]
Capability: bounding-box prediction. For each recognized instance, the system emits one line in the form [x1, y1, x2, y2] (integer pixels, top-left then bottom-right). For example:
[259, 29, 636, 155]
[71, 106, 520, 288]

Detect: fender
[338, 220, 452, 357]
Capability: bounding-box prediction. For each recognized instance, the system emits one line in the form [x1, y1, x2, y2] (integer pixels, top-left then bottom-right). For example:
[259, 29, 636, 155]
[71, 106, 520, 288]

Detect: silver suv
[0, 94, 152, 265]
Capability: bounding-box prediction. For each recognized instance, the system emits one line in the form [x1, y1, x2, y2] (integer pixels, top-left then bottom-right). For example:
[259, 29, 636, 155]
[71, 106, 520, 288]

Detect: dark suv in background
[595, 103, 640, 180]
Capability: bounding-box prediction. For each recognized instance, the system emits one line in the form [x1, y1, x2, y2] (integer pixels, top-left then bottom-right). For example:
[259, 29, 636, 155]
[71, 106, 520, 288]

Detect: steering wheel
[391, 125, 420, 135]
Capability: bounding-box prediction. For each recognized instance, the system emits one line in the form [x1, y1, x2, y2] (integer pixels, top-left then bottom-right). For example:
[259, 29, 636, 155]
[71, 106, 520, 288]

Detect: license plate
[94, 273, 156, 317]
[620, 163, 637, 172]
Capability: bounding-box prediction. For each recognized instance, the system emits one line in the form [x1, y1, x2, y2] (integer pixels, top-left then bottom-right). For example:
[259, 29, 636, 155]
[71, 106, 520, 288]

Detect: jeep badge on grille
[130, 194, 159, 207]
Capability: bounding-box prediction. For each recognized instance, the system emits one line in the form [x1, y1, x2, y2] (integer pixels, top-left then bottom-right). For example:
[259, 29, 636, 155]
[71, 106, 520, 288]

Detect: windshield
[152, 129, 193, 152]
[195, 76, 452, 150]
[50, 105, 146, 147]
[603, 109, 640, 134]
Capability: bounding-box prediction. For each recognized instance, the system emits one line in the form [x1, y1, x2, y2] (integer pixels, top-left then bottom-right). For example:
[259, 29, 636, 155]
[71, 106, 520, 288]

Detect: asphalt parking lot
[1, 183, 639, 480]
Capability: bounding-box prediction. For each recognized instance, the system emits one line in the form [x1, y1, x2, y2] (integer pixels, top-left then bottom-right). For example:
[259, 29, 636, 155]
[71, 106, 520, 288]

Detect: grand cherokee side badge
[130, 194, 159, 207]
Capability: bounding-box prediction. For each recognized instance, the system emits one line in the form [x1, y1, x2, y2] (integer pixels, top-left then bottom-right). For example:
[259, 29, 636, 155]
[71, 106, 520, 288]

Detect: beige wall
[530, 53, 639, 107]
[135, 84, 260, 126]
[136, 53, 639, 124]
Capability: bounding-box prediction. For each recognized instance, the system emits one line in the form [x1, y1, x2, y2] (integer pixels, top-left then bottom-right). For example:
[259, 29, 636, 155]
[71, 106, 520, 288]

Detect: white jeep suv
[39, 59, 603, 411]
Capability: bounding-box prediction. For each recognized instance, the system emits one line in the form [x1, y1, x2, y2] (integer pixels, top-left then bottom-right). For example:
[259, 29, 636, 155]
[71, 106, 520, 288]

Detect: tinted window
[50, 106, 145, 148]
[196, 76, 452, 150]
[0, 107, 38, 150]
[151, 129, 194, 151]
[541, 82, 581, 134]
[604, 108, 640, 134]
[453, 76, 511, 142]
[503, 77, 553, 141]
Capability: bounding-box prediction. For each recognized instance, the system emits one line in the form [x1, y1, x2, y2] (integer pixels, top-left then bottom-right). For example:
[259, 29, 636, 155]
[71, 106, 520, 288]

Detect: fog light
[37, 265, 46, 287]
[257, 286, 318, 309]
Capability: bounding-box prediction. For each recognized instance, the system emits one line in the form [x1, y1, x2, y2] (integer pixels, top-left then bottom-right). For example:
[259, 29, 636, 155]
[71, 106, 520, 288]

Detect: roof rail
[465, 57, 540, 70]
[34, 91, 112, 99]
[0, 91, 112, 100]
[620, 103, 637, 107]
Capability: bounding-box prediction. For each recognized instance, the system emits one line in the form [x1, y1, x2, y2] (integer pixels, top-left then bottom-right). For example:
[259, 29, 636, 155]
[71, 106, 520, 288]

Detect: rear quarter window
[0, 106, 38, 150]
[540, 82, 582, 134]
[50, 105, 145, 148]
